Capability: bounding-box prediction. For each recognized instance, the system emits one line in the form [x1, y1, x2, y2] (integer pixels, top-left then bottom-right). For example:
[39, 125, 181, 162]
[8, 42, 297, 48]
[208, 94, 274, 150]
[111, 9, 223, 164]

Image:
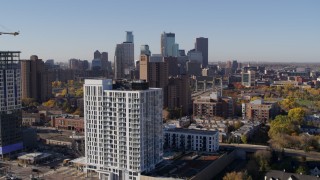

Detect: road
[220, 143, 320, 160]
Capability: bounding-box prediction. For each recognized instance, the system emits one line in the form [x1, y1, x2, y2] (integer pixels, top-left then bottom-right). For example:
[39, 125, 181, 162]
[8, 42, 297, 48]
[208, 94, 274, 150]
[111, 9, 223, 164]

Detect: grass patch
[296, 99, 314, 107]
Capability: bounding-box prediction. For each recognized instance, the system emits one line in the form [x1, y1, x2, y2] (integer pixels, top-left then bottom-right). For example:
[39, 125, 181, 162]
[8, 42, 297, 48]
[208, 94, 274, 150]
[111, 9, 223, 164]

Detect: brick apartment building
[193, 92, 234, 119]
[51, 114, 84, 132]
[242, 99, 279, 122]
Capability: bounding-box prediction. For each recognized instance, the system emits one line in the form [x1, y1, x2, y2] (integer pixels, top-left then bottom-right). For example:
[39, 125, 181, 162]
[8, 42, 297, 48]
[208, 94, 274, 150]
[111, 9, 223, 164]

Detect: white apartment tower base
[84, 79, 163, 180]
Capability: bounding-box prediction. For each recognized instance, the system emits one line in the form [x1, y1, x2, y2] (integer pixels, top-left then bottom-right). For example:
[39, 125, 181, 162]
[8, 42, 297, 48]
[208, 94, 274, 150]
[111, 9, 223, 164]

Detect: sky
[0, 0, 319, 63]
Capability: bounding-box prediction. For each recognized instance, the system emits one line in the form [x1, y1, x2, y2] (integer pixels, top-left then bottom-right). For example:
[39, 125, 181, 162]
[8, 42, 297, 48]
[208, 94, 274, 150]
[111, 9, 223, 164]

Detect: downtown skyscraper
[0, 51, 23, 156]
[195, 37, 208, 67]
[161, 32, 179, 57]
[84, 79, 163, 180]
[114, 32, 134, 79]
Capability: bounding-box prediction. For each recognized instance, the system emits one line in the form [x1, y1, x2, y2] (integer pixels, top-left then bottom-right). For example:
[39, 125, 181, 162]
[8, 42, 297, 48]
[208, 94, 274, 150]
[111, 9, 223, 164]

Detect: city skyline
[1, 0, 320, 62]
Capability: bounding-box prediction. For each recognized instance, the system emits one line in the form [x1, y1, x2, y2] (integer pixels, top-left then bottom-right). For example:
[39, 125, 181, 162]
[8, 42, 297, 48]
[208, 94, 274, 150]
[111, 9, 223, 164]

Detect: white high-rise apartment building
[84, 79, 163, 180]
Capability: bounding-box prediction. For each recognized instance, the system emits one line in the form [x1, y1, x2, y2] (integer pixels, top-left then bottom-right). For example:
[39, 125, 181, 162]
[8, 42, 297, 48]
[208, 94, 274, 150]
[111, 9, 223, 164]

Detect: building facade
[187, 49, 203, 65]
[126, 31, 134, 43]
[242, 99, 279, 122]
[140, 55, 169, 107]
[241, 70, 256, 87]
[0, 51, 23, 155]
[167, 75, 191, 115]
[195, 37, 208, 67]
[21, 55, 52, 102]
[193, 92, 234, 119]
[164, 128, 219, 152]
[84, 79, 163, 180]
[140, 45, 151, 56]
[114, 42, 134, 79]
[52, 114, 84, 132]
[161, 32, 179, 57]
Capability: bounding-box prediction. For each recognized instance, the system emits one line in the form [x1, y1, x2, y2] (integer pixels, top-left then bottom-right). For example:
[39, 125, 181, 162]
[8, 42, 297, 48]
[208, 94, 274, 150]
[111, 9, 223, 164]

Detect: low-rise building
[164, 128, 219, 152]
[51, 114, 84, 132]
[193, 92, 234, 119]
[242, 99, 279, 122]
[265, 170, 318, 180]
[22, 113, 41, 126]
[300, 125, 320, 135]
[18, 152, 52, 165]
[44, 136, 73, 148]
[165, 116, 191, 128]
[231, 121, 261, 141]
[271, 80, 299, 87]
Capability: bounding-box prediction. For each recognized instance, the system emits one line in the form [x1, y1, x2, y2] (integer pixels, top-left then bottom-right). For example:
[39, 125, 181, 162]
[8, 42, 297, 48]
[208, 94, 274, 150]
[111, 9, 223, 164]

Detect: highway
[191, 88, 213, 99]
[220, 143, 320, 160]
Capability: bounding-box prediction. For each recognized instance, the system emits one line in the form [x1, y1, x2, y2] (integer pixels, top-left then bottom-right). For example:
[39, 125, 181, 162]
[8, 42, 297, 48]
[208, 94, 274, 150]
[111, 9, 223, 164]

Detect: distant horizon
[1, 1, 319, 62]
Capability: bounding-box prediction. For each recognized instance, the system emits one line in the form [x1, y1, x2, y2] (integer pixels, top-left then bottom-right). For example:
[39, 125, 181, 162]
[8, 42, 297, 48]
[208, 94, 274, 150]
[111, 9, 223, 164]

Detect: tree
[61, 88, 68, 96]
[73, 108, 83, 116]
[43, 99, 56, 107]
[250, 96, 261, 101]
[234, 120, 243, 130]
[52, 81, 62, 88]
[67, 80, 74, 86]
[22, 98, 37, 107]
[241, 135, 248, 144]
[296, 165, 308, 175]
[75, 87, 84, 97]
[223, 171, 252, 180]
[288, 107, 306, 124]
[280, 97, 297, 111]
[254, 150, 271, 171]
[268, 115, 297, 139]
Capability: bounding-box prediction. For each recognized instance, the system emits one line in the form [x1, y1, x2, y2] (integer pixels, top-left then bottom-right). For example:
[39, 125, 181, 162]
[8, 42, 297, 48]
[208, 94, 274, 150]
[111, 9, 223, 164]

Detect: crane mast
[0, 31, 19, 36]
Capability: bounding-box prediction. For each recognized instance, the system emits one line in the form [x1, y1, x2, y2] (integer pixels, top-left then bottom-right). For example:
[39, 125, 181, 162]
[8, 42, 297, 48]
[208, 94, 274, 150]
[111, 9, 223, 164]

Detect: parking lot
[0, 155, 97, 180]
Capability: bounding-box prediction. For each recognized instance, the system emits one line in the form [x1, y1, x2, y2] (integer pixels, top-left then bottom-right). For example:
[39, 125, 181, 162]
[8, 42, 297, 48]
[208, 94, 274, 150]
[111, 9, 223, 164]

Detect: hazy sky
[1, 0, 319, 62]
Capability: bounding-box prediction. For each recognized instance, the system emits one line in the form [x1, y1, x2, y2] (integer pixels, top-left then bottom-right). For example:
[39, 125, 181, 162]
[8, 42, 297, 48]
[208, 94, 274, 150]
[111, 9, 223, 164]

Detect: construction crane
[0, 31, 19, 36]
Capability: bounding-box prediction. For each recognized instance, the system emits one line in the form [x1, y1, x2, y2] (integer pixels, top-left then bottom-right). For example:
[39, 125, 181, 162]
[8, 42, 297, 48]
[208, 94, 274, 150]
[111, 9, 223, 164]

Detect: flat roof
[0, 51, 21, 53]
[18, 152, 51, 160]
[143, 152, 220, 179]
[70, 157, 86, 165]
[165, 128, 218, 135]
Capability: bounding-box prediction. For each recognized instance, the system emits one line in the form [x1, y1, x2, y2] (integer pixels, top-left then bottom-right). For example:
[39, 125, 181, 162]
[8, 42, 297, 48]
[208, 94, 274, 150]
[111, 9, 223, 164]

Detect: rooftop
[165, 128, 218, 135]
[265, 170, 319, 180]
[18, 152, 51, 160]
[143, 152, 220, 179]
[70, 157, 86, 165]
[54, 114, 83, 120]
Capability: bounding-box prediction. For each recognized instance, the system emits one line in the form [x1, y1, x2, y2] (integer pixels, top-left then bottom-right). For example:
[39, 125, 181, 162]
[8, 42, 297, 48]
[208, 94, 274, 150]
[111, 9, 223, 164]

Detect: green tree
[52, 81, 62, 88]
[223, 171, 252, 180]
[250, 96, 261, 101]
[73, 108, 83, 116]
[241, 135, 248, 144]
[67, 80, 74, 86]
[75, 87, 84, 97]
[43, 99, 56, 107]
[61, 88, 68, 96]
[268, 115, 297, 139]
[296, 165, 308, 175]
[254, 150, 271, 171]
[288, 107, 306, 124]
[234, 120, 243, 130]
[280, 97, 298, 111]
[22, 98, 37, 107]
